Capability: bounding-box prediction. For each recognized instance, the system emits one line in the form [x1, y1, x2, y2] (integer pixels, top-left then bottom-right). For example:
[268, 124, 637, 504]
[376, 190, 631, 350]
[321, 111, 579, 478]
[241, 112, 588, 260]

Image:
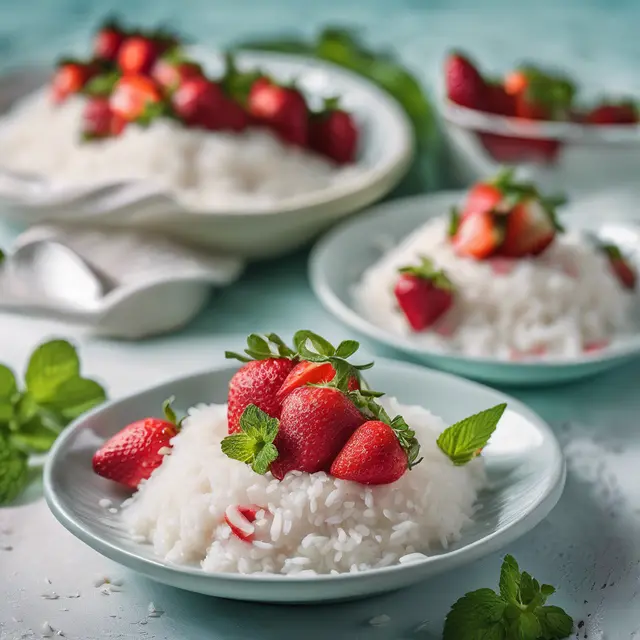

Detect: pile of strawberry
[50, 18, 358, 164]
[392, 169, 636, 333]
[445, 51, 639, 164]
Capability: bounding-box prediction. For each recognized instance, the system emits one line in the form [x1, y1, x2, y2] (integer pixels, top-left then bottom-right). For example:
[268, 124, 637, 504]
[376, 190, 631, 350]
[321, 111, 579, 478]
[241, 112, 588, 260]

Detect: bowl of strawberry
[44, 330, 565, 602]
[311, 170, 640, 385]
[441, 51, 640, 193]
[0, 19, 413, 258]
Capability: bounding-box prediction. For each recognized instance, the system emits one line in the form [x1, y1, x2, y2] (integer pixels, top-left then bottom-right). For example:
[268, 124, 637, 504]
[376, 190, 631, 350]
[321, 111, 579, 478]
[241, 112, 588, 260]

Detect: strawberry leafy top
[225, 333, 297, 363]
[161, 396, 183, 429]
[398, 256, 454, 291]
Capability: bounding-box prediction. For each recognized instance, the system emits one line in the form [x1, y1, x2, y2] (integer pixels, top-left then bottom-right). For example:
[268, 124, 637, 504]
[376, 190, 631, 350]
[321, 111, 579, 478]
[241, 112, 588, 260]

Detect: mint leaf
[537, 606, 574, 639]
[220, 404, 279, 474]
[540, 584, 556, 601]
[0, 365, 17, 401]
[519, 571, 541, 606]
[335, 340, 359, 359]
[25, 340, 80, 403]
[499, 554, 521, 603]
[437, 403, 507, 465]
[507, 611, 541, 639]
[45, 377, 106, 421]
[0, 439, 29, 505]
[443, 588, 507, 640]
[10, 418, 59, 453]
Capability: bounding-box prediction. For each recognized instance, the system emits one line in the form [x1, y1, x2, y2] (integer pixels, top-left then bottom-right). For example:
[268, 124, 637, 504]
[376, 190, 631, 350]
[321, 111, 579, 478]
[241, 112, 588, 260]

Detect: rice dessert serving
[0, 20, 361, 210]
[93, 331, 506, 576]
[355, 170, 637, 360]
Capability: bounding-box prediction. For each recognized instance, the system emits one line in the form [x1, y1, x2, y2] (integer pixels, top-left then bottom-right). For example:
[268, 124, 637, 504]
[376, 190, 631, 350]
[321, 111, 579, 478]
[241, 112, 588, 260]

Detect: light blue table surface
[1, 2, 640, 639]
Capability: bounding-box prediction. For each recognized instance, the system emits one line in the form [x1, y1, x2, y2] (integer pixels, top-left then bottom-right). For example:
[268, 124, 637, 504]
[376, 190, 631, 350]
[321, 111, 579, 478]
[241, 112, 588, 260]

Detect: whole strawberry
[394, 257, 455, 331]
[51, 60, 96, 104]
[444, 51, 487, 110]
[81, 97, 126, 140]
[92, 398, 180, 489]
[152, 54, 203, 93]
[331, 418, 420, 485]
[117, 34, 162, 75]
[585, 102, 638, 125]
[94, 18, 127, 62]
[172, 77, 242, 130]
[309, 99, 358, 164]
[225, 333, 297, 434]
[248, 77, 308, 146]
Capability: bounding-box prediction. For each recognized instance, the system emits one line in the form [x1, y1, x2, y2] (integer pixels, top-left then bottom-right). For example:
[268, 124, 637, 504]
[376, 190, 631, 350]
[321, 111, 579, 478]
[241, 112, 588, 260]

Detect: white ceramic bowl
[44, 361, 565, 603]
[0, 51, 414, 259]
[441, 100, 640, 194]
[309, 191, 640, 386]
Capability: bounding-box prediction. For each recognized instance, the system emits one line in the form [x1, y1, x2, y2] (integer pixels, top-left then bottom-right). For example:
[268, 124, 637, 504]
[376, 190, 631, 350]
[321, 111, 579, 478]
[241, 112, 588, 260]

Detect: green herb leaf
[536, 605, 574, 639]
[10, 418, 59, 454]
[45, 377, 106, 421]
[335, 340, 359, 359]
[520, 571, 541, 606]
[0, 438, 29, 505]
[448, 207, 461, 237]
[499, 554, 521, 603]
[83, 71, 120, 97]
[293, 330, 336, 357]
[0, 365, 17, 401]
[507, 611, 542, 639]
[0, 248, 5, 264]
[226, 333, 295, 363]
[437, 403, 507, 465]
[443, 588, 507, 640]
[220, 404, 279, 474]
[540, 584, 556, 600]
[25, 340, 80, 403]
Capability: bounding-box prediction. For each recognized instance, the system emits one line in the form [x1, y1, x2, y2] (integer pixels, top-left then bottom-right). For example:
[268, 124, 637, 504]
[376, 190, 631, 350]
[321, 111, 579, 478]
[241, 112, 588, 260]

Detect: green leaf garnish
[25, 340, 80, 403]
[443, 555, 574, 640]
[46, 377, 107, 422]
[0, 365, 17, 401]
[0, 437, 29, 505]
[220, 404, 279, 475]
[398, 256, 454, 291]
[448, 207, 460, 238]
[226, 333, 296, 363]
[437, 403, 507, 465]
[82, 71, 120, 97]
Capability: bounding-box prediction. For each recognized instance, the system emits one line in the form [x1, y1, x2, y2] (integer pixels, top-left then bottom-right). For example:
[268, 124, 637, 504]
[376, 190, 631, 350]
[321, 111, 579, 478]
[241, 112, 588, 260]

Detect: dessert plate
[309, 191, 640, 386]
[44, 360, 564, 603]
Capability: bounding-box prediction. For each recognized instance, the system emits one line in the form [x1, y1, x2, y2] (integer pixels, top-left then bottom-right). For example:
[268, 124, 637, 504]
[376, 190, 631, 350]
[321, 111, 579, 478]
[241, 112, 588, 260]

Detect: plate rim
[308, 190, 640, 369]
[44, 359, 566, 593]
[0, 50, 415, 218]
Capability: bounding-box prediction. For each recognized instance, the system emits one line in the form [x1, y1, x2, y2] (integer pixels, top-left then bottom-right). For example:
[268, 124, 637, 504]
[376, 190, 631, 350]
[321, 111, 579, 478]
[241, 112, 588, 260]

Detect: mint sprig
[221, 404, 279, 474]
[437, 403, 506, 465]
[0, 339, 107, 504]
[443, 555, 573, 639]
[225, 333, 296, 363]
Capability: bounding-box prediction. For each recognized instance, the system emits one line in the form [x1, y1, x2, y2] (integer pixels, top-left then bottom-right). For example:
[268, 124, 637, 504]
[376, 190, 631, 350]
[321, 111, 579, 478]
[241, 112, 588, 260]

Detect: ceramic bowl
[309, 191, 640, 386]
[44, 360, 565, 603]
[0, 51, 414, 259]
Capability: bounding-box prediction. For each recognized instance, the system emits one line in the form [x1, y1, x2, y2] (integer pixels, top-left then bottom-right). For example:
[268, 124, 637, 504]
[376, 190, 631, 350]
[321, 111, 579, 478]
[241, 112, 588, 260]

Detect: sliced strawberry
[248, 77, 308, 146]
[276, 360, 359, 403]
[152, 56, 203, 93]
[602, 244, 637, 290]
[501, 200, 557, 257]
[463, 182, 504, 219]
[309, 102, 358, 164]
[444, 51, 487, 110]
[394, 257, 455, 331]
[452, 210, 502, 259]
[224, 504, 263, 542]
[51, 61, 96, 104]
[81, 97, 126, 139]
[585, 103, 638, 125]
[110, 75, 164, 122]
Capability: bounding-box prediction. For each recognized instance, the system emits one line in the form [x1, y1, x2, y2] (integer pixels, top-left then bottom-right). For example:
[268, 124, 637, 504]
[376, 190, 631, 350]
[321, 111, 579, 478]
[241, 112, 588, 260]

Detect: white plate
[0, 51, 414, 259]
[44, 361, 565, 603]
[309, 192, 640, 386]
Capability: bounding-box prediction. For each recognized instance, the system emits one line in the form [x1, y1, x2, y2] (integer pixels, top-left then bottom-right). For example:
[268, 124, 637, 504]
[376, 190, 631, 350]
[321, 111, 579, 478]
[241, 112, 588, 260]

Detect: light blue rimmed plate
[44, 360, 564, 603]
[309, 191, 640, 386]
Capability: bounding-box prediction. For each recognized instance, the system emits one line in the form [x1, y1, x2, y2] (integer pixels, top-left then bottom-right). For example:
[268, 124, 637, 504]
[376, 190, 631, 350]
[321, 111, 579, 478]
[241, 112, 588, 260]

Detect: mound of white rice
[0, 92, 359, 210]
[122, 399, 484, 575]
[354, 217, 635, 359]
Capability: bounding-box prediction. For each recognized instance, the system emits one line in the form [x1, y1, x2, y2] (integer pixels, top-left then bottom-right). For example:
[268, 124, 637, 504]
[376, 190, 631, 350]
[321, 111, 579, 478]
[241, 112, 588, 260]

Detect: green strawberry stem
[225, 333, 297, 362]
[220, 404, 279, 474]
[162, 396, 183, 429]
[398, 256, 454, 291]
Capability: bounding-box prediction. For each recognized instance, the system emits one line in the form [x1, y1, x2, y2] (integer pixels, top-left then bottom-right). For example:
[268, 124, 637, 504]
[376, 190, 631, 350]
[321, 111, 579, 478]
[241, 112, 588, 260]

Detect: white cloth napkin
[0, 223, 245, 338]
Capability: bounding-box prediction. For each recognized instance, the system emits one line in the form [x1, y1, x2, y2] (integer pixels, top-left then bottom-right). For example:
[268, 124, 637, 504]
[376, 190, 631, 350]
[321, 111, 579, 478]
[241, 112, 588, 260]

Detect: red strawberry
[269, 386, 365, 480]
[310, 103, 358, 164]
[602, 244, 637, 290]
[477, 132, 561, 164]
[501, 199, 558, 257]
[94, 21, 126, 62]
[444, 52, 487, 110]
[92, 399, 179, 490]
[171, 77, 241, 130]
[117, 35, 161, 75]
[152, 56, 203, 92]
[276, 360, 359, 403]
[585, 103, 638, 125]
[463, 181, 504, 218]
[248, 77, 308, 146]
[50, 62, 95, 104]
[209, 97, 250, 133]
[330, 420, 408, 485]
[394, 258, 455, 331]
[110, 75, 163, 122]
[224, 504, 262, 542]
[81, 97, 126, 139]
[452, 210, 503, 259]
